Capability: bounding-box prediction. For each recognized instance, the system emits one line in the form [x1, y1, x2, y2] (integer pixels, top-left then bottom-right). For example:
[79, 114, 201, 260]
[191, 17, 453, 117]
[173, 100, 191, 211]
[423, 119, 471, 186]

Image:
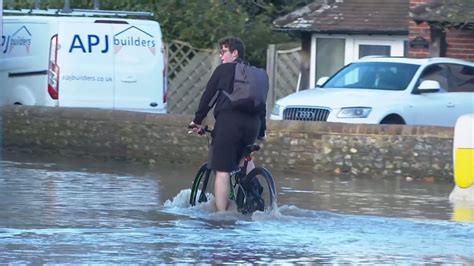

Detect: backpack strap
[208, 90, 220, 108]
[221, 62, 244, 101]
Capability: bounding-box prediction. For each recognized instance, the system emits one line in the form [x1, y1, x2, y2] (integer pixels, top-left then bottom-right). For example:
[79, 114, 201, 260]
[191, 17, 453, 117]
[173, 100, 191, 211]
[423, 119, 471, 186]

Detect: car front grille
[283, 107, 330, 121]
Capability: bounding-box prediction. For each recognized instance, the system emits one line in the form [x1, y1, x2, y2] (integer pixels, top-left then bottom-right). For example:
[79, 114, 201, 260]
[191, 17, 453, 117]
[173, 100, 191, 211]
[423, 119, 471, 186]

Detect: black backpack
[222, 62, 269, 113]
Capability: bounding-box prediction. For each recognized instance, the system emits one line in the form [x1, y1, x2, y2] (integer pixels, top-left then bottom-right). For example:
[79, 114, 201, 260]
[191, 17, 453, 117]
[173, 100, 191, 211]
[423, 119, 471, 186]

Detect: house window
[359, 45, 391, 58]
[316, 38, 345, 81]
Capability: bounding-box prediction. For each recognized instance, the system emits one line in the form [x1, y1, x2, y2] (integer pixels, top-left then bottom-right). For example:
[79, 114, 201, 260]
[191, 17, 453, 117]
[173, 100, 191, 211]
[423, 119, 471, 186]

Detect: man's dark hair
[218, 36, 245, 60]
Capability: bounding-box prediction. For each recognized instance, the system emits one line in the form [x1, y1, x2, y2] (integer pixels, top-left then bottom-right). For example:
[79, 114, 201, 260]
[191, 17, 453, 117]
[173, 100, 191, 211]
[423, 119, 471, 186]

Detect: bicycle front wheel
[189, 163, 215, 206]
[237, 167, 277, 213]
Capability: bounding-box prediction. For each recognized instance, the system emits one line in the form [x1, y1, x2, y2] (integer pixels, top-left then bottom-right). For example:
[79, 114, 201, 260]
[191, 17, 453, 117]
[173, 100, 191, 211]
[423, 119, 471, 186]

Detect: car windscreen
[322, 62, 420, 91]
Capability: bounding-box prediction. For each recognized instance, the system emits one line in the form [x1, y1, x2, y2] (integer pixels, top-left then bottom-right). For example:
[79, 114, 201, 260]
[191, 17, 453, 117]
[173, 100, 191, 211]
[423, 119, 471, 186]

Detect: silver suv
[270, 57, 474, 127]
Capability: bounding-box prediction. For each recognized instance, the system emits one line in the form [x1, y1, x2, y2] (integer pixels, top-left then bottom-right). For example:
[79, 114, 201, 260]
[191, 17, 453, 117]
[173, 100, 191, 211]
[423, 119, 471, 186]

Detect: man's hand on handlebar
[188, 121, 207, 135]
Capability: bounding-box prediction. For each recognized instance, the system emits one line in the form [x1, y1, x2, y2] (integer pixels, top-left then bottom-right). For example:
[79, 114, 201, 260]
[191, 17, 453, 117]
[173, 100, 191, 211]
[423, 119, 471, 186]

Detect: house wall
[445, 30, 474, 61]
[409, 0, 474, 60]
[300, 33, 312, 91]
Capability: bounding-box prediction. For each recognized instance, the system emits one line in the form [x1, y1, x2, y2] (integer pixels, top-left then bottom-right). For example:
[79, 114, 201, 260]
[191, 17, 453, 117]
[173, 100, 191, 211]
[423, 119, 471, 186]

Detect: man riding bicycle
[189, 36, 267, 212]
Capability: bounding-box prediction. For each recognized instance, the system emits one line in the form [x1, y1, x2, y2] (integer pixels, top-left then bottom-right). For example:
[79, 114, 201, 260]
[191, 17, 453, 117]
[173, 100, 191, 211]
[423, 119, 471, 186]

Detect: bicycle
[188, 126, 277, 214]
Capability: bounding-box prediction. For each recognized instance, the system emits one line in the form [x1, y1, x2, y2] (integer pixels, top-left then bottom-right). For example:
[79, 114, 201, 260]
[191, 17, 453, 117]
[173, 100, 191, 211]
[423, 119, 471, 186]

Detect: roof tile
[273, 0, 409, 34]
[410, 0, 474, 28]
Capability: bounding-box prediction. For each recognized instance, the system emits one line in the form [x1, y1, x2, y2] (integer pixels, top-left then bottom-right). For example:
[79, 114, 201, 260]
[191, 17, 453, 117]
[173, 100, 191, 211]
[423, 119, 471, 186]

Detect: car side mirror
[316, 77, 329, 87]
[415, 80, 441, 94]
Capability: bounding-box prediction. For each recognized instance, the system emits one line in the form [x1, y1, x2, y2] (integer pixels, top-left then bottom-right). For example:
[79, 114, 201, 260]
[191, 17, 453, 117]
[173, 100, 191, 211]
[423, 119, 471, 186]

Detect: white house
[273, 0, 409, 90]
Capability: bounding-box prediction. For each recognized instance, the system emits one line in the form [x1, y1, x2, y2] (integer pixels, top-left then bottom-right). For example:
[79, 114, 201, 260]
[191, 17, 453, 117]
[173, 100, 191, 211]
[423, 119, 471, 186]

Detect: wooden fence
[167, 40, 302, 116]
[266, 44, 302, 116]
[166, 40, 219, 115]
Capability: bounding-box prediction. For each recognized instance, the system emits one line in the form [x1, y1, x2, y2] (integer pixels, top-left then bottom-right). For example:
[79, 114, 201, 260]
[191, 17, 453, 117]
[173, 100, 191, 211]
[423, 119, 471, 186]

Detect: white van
[1, 11, 168, 113]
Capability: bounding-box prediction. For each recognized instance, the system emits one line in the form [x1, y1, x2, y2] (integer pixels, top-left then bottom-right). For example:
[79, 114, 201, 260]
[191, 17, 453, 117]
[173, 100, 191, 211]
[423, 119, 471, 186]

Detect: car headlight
[272, 104, 281, 116]
[337, 107, 372, 118]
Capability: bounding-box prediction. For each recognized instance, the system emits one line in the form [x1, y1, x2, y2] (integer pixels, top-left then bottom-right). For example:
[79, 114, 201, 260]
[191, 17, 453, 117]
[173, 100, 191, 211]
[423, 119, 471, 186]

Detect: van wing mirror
[316, 77, 329, 87]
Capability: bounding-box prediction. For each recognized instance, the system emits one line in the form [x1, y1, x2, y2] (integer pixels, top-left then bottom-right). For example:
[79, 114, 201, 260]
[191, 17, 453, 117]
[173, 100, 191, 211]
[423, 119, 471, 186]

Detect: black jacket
[193, 62, 266, 137]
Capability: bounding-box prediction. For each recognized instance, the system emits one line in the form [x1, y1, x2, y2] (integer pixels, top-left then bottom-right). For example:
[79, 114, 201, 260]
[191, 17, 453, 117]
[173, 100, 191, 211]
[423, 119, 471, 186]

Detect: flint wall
[1, 106, 454, 181]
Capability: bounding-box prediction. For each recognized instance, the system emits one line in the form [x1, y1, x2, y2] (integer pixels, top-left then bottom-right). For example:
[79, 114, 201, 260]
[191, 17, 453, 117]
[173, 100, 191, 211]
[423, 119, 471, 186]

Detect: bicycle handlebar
[187, 124, 212, 135]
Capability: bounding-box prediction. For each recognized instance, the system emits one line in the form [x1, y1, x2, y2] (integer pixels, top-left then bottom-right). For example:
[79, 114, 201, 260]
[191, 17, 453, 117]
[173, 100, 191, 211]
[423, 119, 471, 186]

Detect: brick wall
[409, 0, 474, 60]
[408, 19, 431, 58]
[446, 30, 474, 61]
[2, 106, 455, 182]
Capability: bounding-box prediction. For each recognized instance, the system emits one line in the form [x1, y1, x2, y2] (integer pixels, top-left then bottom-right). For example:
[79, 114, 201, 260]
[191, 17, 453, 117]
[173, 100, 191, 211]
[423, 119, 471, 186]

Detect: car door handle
[447, 102, 455, 107]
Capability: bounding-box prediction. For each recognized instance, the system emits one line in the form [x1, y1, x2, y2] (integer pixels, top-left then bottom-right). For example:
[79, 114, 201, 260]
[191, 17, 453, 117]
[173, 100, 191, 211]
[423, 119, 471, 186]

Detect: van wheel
[380, 115, 405, 125]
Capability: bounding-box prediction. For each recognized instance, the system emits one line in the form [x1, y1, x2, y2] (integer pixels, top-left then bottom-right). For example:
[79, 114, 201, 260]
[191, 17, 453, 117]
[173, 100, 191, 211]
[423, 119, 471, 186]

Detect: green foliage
[3, 0, 311, 67]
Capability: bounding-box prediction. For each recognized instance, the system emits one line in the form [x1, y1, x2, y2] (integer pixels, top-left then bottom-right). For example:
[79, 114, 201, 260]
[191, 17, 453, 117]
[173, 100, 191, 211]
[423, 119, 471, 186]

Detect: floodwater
[1, 156, 473, 264]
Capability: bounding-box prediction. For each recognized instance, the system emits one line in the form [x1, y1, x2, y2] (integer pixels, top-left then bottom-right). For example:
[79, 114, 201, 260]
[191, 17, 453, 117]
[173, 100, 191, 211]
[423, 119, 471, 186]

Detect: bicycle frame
[229, 154, 252, 201]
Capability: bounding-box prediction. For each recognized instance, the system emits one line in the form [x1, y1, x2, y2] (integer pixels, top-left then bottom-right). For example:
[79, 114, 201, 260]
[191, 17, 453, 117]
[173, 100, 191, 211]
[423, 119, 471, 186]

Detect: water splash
[163, 189, 284, 221]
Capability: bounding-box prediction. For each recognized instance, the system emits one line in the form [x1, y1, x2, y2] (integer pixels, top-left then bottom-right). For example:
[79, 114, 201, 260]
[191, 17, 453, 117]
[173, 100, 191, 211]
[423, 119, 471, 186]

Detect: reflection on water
[0, 158, 473, 264]
[279, 174, 460, 221]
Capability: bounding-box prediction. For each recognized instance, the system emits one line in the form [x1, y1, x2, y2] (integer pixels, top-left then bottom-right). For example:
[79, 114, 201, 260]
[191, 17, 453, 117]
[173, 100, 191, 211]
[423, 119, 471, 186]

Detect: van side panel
[112, 21, 166, 113]
[2, 16, 167, 113]
[58, 21, 114, 108]
[2, 20, 56, 106]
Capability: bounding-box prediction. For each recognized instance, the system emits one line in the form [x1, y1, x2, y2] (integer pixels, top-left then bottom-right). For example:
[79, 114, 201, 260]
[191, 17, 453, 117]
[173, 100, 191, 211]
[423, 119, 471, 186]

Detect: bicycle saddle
[244, 144, 260, 154]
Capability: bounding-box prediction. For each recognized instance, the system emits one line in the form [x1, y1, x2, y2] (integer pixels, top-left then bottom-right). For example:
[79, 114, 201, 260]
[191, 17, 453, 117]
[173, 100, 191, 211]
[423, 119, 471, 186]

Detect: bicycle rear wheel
[236, 167, 277, 214]
[189, 163, 215, 206]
